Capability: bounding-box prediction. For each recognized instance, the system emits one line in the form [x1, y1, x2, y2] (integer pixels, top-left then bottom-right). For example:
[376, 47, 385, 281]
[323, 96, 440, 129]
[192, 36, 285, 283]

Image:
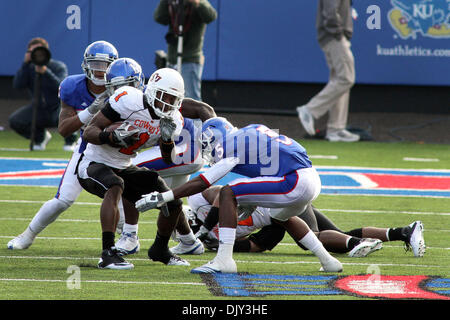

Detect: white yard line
[1, 199, 449, 216]
[0, 277, 203, 286]
[0, 254, 446, 269]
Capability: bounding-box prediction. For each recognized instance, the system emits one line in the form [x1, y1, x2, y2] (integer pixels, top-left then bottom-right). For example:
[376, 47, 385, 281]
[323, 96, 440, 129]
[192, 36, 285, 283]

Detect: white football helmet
[144, 68, 185, 118]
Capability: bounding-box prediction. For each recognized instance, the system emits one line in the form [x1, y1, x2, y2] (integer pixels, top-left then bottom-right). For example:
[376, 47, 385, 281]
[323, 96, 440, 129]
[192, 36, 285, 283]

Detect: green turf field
[0, 129, 449, 302]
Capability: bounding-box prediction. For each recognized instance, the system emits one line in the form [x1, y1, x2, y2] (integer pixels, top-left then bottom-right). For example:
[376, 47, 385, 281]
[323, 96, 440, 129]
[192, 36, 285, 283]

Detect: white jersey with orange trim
[187, 192, 272, 240]
[82, 85, 183, 169]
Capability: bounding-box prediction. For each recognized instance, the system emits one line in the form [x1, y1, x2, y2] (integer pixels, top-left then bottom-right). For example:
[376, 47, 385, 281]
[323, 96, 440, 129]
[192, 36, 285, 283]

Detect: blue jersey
[134, 117, 202, 172]
[173, 117, 201, 164]
[221, 124, 311, 177]
[59, 74, 97, 153]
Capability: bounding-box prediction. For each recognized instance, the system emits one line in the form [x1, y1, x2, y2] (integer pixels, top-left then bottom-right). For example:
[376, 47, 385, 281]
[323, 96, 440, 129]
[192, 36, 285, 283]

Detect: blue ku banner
[1, 1, 448, 86]
[351, 0, 450, 86]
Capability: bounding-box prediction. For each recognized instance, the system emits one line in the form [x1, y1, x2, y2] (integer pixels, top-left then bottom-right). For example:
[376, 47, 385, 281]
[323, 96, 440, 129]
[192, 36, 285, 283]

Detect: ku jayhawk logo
[388, 0, 450, 39]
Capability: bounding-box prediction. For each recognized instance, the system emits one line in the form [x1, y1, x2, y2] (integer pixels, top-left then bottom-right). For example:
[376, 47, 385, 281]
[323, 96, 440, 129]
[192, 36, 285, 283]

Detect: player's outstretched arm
[180, 98, 216, 122]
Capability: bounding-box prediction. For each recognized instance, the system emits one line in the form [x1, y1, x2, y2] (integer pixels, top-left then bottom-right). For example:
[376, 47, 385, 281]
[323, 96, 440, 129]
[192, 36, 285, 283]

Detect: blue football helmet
[201, 117, 237, 165]
[105, 58, 145, 95]
[82, 40, 118, 86]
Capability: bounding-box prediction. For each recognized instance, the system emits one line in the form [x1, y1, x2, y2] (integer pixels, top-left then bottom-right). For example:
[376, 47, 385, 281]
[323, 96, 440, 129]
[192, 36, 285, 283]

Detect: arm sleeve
[199, 157, 239, 186]
[154, 0, 170, 25]
[196, 0, 217, 23]
[12, 63, 31, 89]
[101, 103, 122, 123]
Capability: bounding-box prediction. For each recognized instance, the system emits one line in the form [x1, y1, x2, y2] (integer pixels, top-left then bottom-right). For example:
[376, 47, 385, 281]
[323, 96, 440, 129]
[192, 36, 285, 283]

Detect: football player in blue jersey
[7, 41, 119, 250]
[136, 117, 344, 273]
[185, 185, 425, 258]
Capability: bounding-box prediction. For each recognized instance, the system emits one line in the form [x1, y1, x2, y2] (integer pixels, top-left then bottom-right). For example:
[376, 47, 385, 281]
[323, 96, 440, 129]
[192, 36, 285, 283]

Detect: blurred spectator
[9, 37, 76, 151]
[154, 0, 217, 101]
[296, 0, 359, 142]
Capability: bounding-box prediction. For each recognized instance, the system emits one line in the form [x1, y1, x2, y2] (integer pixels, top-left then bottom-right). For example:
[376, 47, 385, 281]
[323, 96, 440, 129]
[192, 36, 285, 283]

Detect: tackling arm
[82, 111, 113, 145]
[180, 98, 216, 122]
[58, 100, 84, 138]
[135, 157, 239, 212]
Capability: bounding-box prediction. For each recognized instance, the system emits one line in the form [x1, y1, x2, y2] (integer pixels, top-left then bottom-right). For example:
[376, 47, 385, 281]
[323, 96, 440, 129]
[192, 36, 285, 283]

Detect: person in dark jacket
[9, 37, 75, 151]
[154, 0, 217, 101]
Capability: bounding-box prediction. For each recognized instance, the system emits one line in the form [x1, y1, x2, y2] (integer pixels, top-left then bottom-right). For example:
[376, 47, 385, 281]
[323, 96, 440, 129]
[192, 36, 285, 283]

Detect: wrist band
[161, 190, 174, 203]
[78, 109, 94, 124]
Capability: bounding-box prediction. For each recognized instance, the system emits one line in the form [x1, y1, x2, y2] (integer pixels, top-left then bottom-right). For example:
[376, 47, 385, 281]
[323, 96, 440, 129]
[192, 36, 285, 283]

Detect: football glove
[194, 225, 211, 241]
[237, 205, 257, 222]
[159, 116, 177, 142]
[135, 191, 165, 212]
[111, 123, 140, 148]
[87, 91, 109, 114]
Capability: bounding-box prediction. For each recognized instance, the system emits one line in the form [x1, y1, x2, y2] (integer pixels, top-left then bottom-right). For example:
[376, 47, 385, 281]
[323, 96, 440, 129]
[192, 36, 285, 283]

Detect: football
[104, 121, 140, 148]
[104, 121, 137, 133]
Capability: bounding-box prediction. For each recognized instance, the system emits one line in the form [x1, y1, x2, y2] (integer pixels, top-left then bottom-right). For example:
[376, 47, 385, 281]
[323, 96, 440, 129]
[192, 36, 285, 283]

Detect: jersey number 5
[256, 126, 292, 145]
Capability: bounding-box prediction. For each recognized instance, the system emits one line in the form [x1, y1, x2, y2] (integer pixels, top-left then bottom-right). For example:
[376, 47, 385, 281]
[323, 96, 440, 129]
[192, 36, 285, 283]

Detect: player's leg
[272, 214, 342, 272]
[345, 222, 425, 257]
[316, 230, 382, 257]
[7, 150, 83, 250]
[114, 197, 141, 256]
[262, 168, 342, 272]
[123, 167, 189, 266]
[170, 209, 204, 255]
[191, 185, 238, 274]
[242, 223, 286, 252]
[77, 159, 133, 270]
[134, 146, 203, 255]
[311, 206, 344, 232]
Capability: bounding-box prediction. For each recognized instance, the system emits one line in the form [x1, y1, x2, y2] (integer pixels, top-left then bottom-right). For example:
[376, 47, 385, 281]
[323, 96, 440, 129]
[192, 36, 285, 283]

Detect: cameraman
[9, 37, 76, 151]
[154, 0, 217, 101]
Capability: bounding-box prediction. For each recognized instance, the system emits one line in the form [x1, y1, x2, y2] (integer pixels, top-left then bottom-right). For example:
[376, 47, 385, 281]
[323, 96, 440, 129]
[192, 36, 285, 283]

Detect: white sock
[29, 198, 70, 234]
[22, 226, 37, 240]
[178, 230, 196, 245]
[217, 227, 236, 260]
[123, 223, 138, 234]
[298, 231, 332, 262]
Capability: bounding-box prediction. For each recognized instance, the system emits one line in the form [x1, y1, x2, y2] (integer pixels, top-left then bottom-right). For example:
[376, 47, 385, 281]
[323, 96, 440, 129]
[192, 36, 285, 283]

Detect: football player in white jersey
[78, 67, 191, 269]
[7, 41, 119, 251]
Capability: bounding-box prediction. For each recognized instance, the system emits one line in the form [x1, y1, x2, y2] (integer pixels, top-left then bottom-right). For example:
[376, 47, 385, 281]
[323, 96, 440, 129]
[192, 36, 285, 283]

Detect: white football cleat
[167, 254, 190, 266]
[319, 256, 343, 273]
[7, 229, 36, 250]
[348, 238, 383, 258]
[115, 232, 140, 256]
[191, 257, 237, 274]
[405, 221, 426, 257]
[170, 238, 205, 255]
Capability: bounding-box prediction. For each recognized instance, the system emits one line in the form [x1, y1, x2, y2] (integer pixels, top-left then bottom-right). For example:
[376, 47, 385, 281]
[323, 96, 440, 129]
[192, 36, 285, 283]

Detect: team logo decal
[200, 273, 450, 299]
[388, 0, 450, 39]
